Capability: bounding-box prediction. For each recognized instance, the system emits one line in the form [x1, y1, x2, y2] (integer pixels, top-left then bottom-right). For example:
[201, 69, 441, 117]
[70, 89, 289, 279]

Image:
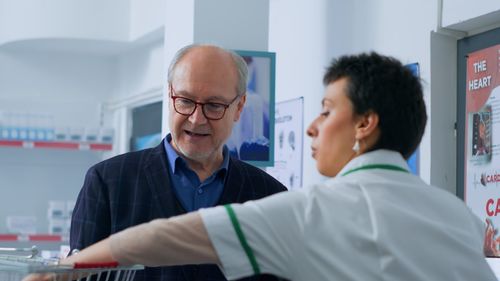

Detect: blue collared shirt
[164, 134, 229, 212]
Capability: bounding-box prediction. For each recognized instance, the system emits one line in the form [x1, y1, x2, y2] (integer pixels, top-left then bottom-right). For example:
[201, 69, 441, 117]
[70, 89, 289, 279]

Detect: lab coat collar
[337, 149, 410, 178]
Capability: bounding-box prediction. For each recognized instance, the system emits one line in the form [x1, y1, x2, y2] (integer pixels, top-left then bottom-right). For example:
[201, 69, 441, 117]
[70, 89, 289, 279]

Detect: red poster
[464, 44, 500, 256]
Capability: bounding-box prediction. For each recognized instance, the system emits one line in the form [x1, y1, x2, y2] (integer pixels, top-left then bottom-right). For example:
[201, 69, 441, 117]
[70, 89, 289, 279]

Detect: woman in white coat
[26, 52, 496, 281]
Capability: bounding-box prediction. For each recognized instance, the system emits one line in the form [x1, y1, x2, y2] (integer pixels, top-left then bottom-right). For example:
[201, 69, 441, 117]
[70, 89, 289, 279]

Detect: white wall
[194, 0, 269, 50]
[442, 0, 500, 28]
[162, 0, 270, 136]
[269, 0, 436, 187]
[268, 0, 329, 187]
[430, 31, 457, 194]
[0, 0, 168, 46]
[129, 0, 166, 41]
[108, 41, 165, 155]
[0, 0, 130, 45]
[328, 0, 436, 185]
[114, 42, 165, 101]
[0, 49, 116, 128]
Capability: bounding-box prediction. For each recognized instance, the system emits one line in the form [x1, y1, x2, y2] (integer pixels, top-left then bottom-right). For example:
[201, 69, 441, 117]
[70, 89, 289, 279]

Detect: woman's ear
[354, 111, 379, 140]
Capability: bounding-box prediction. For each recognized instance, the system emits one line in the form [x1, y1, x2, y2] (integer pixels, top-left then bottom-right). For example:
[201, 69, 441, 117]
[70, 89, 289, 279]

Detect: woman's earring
[352, 140, 360, 153]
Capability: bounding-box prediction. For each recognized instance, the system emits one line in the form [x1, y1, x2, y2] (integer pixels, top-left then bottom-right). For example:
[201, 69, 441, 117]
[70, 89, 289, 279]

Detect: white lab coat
[201, 149, 496, 281]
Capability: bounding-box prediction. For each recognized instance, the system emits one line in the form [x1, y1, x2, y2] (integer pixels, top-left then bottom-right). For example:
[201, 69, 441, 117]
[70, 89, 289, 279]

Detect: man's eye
[177, 98, 194, 106]
[205, 103, 225, 111]
[320, 111, 330, 117]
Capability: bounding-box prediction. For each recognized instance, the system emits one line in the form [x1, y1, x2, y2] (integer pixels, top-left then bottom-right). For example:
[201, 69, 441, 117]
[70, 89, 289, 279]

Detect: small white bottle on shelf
[69, 127, 84, 142]
[48, 218, 65, 235]
[85, 127, 99, 143]
[54, 127, 69, 142]
[100, 128, 114, 144]
[66, 200, 76, 218]
[47, 200, 66, 219]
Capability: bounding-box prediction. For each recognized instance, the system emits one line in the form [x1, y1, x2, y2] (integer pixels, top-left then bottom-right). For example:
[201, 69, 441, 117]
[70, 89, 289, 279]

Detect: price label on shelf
[79, 143, 90, 150]
[22, 141, 34, 148]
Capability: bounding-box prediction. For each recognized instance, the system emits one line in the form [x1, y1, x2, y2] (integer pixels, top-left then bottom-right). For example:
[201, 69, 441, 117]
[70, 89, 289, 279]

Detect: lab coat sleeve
[200, 190, 307, 280]
[109, 212, 217, 266]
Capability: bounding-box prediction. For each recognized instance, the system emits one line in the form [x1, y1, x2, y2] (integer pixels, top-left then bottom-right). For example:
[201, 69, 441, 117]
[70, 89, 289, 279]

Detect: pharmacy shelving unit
[0, 234, 69, 254]
[0, 234, 67, 243]
[0, 140, 112, 151]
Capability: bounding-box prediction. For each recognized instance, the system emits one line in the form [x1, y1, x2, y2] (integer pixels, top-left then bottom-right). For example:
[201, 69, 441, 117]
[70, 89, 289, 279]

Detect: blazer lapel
[218, 157, 246, 205]
[144, 139, 186, 218]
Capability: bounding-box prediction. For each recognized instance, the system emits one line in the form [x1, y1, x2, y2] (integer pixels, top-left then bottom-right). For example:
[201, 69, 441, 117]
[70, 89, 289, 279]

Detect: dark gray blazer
[70, 138, 287, 281]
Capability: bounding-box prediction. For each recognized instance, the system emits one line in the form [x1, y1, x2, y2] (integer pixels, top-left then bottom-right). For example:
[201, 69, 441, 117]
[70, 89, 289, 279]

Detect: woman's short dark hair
[323, 52, 427, 159]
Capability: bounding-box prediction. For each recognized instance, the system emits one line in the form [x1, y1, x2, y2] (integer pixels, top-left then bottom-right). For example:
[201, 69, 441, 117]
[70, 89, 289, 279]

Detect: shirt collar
[337, 149, 410, 177]
[164, 134, 230, 176]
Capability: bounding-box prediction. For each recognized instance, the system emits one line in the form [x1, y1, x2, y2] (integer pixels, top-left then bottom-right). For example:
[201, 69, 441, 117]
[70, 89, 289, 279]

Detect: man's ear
[234, 94, 246, 122]
[354, 111, 379, 140]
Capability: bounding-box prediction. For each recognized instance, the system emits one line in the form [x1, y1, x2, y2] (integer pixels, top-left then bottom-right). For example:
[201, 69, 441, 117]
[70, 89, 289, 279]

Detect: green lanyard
[341, 164, 409, 177]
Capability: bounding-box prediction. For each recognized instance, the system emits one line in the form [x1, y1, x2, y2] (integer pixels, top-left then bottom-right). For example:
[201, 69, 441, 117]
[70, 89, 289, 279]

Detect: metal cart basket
[0, 247, 144, 281]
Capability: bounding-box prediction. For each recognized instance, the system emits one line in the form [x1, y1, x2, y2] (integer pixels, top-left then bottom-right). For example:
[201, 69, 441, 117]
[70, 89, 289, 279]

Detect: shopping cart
[0, 246, 144, 281]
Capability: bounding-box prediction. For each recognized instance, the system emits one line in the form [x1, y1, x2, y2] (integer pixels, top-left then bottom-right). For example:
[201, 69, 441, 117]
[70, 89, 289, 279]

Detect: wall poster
[227, 50, 275, 167]
[266, 97, 303, 190]
[464, 43, 500, 255]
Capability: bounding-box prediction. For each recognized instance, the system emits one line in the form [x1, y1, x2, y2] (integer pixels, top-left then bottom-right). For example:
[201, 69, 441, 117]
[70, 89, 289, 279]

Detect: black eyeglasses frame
[169, 85, 240, 121]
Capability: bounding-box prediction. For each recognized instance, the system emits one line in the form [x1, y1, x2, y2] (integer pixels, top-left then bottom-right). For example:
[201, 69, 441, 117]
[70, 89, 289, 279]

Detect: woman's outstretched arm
[23, 212, 218, 281]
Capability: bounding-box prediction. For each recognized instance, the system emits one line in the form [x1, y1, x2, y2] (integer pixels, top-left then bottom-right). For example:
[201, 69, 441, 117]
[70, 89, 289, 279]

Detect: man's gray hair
[167, 44, 248, 96]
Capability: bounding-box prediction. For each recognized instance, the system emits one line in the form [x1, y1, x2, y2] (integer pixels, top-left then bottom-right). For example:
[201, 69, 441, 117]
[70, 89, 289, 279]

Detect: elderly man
[70, 44, 287, 281]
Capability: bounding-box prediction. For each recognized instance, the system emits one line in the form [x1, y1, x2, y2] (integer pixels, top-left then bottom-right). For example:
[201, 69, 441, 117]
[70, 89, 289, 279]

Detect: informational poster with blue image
[227, 50, 276, 167]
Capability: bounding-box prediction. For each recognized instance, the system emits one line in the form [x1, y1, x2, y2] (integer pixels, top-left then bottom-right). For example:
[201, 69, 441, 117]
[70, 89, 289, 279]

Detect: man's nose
[188, 105, 208, 124]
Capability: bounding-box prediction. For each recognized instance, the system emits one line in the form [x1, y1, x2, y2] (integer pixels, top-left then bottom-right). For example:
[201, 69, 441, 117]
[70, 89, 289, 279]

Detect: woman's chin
[317, 165, 337, 178]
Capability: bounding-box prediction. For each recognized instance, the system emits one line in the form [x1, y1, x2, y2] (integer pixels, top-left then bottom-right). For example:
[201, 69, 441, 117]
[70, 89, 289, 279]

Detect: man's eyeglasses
[169, 85, 240, 120]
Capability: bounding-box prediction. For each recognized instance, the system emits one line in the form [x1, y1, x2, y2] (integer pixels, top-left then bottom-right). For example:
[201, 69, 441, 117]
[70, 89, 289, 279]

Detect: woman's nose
[307, 120, 317, 137]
